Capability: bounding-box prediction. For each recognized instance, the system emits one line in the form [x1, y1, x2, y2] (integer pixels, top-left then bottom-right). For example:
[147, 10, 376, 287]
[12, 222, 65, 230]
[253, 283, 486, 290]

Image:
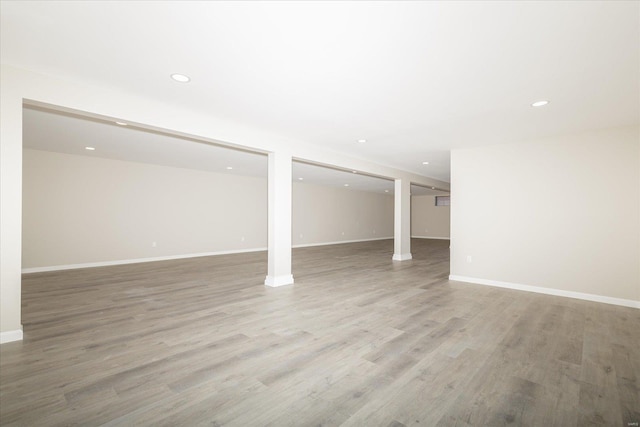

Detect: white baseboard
[22, 247, 268, 274]
[0, 328, 23, 344]
[292, 237, 392, 249]
[264, 274, 294, 287]
[449, 275, 640, 309]
[411, 236, 450, 240]
[22, 238, 395, 274]
[392, 253, 413, 261]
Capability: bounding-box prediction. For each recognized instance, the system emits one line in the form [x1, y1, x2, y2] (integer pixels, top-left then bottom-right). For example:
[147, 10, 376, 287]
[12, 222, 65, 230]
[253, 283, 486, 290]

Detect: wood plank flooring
[1, 239, 638, 426]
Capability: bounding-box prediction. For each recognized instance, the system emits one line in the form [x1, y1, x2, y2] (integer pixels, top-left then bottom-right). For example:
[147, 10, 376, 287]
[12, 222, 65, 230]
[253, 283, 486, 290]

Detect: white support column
[392, 178, 412, 261]
[264, 151, 294, 287]
[0, 74, 24, 343]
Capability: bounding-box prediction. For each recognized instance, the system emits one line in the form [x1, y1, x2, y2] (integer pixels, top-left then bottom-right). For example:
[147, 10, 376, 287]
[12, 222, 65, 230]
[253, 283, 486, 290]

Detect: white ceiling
[23, 107, 270, 178]
[3, 1, 639, 183]
[23, 107, 446, 196]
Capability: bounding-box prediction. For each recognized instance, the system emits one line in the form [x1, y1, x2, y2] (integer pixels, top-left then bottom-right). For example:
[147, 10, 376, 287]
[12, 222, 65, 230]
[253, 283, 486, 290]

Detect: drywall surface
[412, 195, 450, 239]
[450, 126, 640, 303]
[292, 181, 393, 246]
[0, 72, 22, 337]
[22, 149, 268, 268]
[23, 150, 395, 268]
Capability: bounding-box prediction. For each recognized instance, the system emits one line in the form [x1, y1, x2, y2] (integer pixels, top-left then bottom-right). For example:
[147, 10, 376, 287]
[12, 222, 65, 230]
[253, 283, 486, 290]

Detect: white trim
[0, 328, 23, 344]
[21, 239, 396, 273]
[392, 253, 413, 261]
[264, 274, 294, 287]
[292, 237, 392, 249]
[411, 236, 451, 240]
[448, 275, 640, 309]
[22, 247, 268, 274]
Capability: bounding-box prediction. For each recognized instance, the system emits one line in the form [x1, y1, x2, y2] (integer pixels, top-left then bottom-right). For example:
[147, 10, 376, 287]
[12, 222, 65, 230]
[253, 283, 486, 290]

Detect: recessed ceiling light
[115, 121, 127, 126]
[226, 166, 233, 170]
[344, 184, 349, 187]
[171, 73, 191, 83]
[352, 170, 357, 174]
[531, 100, 549, 107]
[422, 161, 429, 165]
[85, 147, 95, 151]
[384, 190, 389, 193]
[357, 139, 367, 143]
[298, 177, 304, 180]
[431, 187, 436, 189]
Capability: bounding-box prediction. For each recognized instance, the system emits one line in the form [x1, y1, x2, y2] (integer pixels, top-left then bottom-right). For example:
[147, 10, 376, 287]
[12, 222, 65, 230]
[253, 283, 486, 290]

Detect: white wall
[411, 195, 450, 239]
[292, 181, 393, 246]
[0, 66, 23, 338]
[450, 126, 640, 305]
[22, 149, 394, 269]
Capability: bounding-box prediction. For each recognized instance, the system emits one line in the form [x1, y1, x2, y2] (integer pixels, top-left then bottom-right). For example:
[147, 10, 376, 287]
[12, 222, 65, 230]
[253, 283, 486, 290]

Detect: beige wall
[23, 149, 394, 269]
[411, 195, 450, 239]
[292, 181, 393, 246]
[22, 150, 268, 268]
[450, 126, 640, 303]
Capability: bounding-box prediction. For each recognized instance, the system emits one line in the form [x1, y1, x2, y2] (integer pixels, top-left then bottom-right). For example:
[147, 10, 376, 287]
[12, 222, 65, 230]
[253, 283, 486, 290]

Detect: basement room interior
[1, 1, 638, 426]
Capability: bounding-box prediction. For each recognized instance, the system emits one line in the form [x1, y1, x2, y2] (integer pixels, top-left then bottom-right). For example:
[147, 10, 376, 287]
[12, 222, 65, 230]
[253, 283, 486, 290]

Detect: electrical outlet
[466, 255, 472, 263]
[240, 236, 245, 242]
[152, 241, 157, 248]
[341, 231, 345, 236]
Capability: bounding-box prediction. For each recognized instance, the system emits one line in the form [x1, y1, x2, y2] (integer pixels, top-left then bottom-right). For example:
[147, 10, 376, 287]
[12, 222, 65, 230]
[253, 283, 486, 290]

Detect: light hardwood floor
[1, 239, 638, 426]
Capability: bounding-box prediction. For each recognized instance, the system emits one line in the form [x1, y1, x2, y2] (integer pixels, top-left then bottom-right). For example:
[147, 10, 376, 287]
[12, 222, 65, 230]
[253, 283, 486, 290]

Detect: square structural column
[264, 151, 294, 287]
[392, 178, 412, 261]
